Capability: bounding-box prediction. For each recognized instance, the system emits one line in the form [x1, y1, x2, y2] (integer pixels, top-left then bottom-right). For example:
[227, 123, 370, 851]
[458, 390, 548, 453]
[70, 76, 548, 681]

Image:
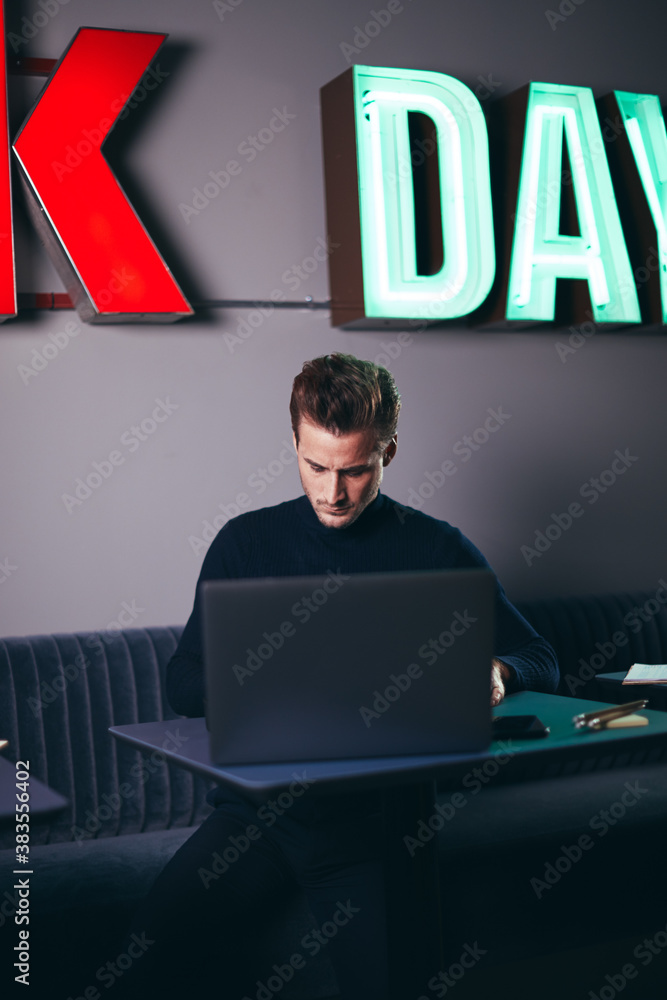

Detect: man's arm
[167, 649, 206, 718]
[492, 634, 559, 696]
[166, 517, 251, 718]
[492, 636, 559, 705]
[446, 526, 560, 700]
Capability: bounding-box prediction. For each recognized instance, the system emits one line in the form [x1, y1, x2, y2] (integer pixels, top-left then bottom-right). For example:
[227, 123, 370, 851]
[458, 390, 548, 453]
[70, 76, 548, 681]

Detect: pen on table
[572, 699, 648, 731]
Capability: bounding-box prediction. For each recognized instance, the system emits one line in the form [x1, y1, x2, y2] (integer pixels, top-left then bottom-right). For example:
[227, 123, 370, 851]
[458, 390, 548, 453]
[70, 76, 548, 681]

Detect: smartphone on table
[492, 715, 550, 739]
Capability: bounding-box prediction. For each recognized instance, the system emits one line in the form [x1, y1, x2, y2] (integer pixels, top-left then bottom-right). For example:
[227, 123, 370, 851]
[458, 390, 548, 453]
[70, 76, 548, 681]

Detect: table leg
[382, 780, 443, 999]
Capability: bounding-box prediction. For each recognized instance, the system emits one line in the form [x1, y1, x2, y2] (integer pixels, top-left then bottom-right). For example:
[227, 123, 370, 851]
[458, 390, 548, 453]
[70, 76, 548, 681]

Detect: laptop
[202, 568, 495, 764]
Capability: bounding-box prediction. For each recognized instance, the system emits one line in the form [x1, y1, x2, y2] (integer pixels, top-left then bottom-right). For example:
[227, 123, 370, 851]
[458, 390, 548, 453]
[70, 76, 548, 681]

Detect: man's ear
[382, 436, 397, 467]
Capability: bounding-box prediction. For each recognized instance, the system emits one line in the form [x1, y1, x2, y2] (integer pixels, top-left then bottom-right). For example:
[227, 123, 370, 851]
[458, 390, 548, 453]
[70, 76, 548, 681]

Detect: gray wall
[1, 0, 666, 636]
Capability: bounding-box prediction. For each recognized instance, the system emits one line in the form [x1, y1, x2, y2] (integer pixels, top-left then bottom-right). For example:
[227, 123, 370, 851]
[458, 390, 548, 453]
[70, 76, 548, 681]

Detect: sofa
[2, 586, 667, 999]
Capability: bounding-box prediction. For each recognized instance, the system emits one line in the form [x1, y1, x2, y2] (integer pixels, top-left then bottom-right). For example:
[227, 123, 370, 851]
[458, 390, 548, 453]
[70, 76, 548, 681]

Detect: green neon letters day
[343, 67, 667, 325]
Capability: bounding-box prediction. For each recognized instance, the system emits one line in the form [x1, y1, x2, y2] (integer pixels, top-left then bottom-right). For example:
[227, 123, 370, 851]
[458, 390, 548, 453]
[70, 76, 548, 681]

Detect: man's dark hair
[290, 353, 401, 450]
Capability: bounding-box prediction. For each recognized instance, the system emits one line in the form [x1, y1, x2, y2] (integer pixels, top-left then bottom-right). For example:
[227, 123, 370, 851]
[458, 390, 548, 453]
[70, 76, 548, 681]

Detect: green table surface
[475, 690, 667, 788]
[492, 689, 666, 749]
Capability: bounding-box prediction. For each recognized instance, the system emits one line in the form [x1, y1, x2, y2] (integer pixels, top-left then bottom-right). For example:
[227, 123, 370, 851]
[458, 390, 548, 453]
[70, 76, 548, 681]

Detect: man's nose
[324, 473, 346, 504]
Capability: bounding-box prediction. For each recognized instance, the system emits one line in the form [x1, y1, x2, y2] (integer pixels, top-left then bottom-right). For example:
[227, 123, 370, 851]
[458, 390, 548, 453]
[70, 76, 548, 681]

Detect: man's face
[293, 420, 396, 529]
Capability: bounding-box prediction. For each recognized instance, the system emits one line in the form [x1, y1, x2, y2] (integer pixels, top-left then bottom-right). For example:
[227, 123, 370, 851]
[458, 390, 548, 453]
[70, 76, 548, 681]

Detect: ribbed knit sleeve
[443, 523, 559, 693]
[494, 637, 560, 694]
[166, 651, 206, 718]
[166, 516, 252, 717]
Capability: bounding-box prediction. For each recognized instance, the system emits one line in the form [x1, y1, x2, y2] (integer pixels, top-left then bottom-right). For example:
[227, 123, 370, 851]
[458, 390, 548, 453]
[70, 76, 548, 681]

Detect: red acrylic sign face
[9, 26, 192, 323]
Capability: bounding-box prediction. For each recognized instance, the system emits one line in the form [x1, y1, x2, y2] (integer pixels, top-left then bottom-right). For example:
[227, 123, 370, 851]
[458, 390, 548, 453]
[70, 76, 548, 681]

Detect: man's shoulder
[201, 496, 305, 567]
[379, 493, 461, 539]
[221, 496, 305, 534]
[379, 494, 491, 570]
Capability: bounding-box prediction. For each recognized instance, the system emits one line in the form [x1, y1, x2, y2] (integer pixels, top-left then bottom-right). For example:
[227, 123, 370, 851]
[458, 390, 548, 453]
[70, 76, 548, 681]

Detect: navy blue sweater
[167, 492, 559, 717]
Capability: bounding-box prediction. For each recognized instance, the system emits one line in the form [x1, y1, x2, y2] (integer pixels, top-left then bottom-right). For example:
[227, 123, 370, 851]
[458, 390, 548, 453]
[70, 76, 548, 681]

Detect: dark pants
[111, 783, 388, 1000]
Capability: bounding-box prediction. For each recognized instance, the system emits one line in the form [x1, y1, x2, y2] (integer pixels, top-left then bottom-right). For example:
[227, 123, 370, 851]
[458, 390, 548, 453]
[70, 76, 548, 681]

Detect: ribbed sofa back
[0, 627, 212, 848]
[516, 588, 667, 696]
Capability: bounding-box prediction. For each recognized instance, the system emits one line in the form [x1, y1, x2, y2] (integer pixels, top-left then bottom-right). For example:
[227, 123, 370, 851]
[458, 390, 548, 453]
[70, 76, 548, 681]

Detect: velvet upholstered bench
[2, 586, 667, 998]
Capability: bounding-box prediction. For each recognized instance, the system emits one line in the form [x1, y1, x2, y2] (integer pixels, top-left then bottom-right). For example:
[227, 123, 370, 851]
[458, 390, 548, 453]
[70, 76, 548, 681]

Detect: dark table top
[0, 754, 68, 823]
[110, 690, 667, 793]
[596, 671, 667, 710]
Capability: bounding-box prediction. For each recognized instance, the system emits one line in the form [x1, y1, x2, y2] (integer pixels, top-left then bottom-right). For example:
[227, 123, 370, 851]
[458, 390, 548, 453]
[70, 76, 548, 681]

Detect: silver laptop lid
[202, 568, 494, 764]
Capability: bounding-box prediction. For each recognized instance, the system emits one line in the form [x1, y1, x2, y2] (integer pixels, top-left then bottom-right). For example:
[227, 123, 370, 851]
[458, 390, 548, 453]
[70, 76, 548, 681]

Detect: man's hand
[491, 658, 513, 707]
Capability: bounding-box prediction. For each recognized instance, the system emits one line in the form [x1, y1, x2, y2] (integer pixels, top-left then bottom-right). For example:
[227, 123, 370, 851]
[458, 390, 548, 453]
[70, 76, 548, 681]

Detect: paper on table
[622, 663, 667, 684]
[603, 713, 649, 728]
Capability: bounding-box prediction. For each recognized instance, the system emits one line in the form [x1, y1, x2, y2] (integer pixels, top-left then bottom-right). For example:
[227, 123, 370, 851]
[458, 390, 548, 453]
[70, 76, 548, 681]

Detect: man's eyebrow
[303, 457, 371, 473]
[340, 463, 372, 473]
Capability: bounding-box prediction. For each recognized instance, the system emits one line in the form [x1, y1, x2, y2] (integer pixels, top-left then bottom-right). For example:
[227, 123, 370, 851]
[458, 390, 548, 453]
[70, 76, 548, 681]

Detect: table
[110, 691, 667, 998]
[110, 690, 667, 791]
[596, 670, 667, 711]
[0, 754, 68, 825]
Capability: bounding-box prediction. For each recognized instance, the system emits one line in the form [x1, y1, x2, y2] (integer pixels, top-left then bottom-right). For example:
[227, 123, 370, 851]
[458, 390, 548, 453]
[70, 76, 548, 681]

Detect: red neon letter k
[13, 27, 192, 322]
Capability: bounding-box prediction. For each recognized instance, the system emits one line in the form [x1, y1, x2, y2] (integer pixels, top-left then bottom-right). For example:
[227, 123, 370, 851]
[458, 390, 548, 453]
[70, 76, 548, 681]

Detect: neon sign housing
[321, 66, 667, 330]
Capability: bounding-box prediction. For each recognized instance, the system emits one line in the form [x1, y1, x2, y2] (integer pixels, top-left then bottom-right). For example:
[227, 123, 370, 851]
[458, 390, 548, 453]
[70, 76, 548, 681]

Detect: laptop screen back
[202, 568, 494, 764]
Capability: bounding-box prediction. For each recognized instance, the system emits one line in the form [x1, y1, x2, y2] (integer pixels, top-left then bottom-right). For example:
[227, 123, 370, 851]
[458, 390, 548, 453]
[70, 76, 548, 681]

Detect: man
[169, 353, 557, 716]
[119, 353, 558, 999]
